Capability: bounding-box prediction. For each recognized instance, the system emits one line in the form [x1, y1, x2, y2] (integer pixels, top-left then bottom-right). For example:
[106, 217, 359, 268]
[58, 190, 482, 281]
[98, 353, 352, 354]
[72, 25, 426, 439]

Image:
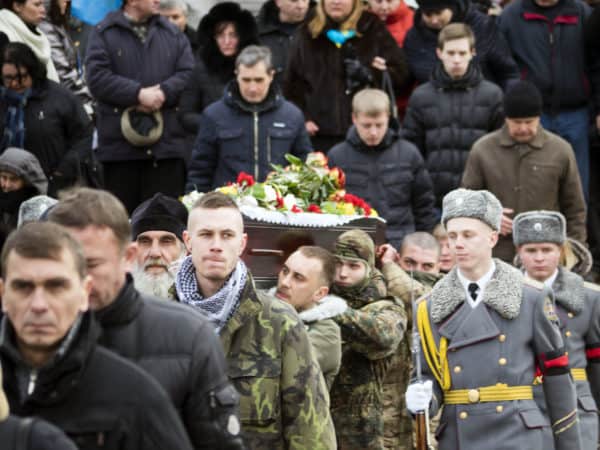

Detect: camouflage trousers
[331, 401, 384, 449]
[383, 381, 413, 450]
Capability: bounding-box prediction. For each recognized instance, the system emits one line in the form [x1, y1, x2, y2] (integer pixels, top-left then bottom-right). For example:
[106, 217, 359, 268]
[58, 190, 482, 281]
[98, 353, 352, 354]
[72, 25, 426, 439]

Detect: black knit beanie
[131, 193, 188, 242]
[418, 0, 457, 12]
[504, 81, 543, 118]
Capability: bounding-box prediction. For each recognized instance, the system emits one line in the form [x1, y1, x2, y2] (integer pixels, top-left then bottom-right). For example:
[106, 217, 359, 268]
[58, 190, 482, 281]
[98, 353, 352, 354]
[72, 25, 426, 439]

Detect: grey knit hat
[17, 195, 58, 227]
[441, 188, 502, 231]
[512, 210, 566, 246]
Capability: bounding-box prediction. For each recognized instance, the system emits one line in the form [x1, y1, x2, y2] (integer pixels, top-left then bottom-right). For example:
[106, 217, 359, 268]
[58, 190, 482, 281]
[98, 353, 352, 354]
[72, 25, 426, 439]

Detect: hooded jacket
[403, 0, 519, 89]
[0, 148, 48, 230]
[186, 81, 311, 193]
[328, 126, 437, 247]
[0, 80, 93, 196]
[402, 62, 504, 208]
[0, 312, 193, 450]
[178, 2, 259, 135]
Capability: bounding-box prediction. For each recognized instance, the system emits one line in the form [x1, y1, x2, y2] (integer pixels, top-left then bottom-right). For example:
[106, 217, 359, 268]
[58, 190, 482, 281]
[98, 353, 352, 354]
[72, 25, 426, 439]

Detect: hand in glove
[406, 380, 433, 413]
[343, 58, 373, 95]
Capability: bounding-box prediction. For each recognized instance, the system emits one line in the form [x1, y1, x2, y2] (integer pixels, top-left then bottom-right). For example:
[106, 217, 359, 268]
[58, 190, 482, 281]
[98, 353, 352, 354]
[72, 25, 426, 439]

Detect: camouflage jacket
[221, 276, 337, 450]
[330, 270, 407, 449]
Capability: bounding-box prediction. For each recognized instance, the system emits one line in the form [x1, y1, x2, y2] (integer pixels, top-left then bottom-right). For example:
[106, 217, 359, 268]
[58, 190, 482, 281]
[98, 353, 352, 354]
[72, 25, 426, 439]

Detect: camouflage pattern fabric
[219, 276, 337, 450]
[330, 269, 407, 449]
[381, 264, 441, 450]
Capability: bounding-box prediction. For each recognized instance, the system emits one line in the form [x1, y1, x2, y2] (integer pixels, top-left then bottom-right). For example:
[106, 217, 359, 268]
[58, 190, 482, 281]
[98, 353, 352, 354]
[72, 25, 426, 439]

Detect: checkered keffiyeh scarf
[175, 256, 247, 333]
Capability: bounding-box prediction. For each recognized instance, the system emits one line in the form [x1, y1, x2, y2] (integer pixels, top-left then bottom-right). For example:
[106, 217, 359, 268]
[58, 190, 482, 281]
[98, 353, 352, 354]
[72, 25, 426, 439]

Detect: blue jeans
[541, 108, 589, 201]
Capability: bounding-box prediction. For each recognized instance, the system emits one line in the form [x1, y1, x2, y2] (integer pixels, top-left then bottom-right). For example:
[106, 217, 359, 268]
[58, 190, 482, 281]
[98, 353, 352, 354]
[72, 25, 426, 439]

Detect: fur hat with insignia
[333, 229, 375, 269]
[512, 210, 566, 247]
[441, 188, 503, 231]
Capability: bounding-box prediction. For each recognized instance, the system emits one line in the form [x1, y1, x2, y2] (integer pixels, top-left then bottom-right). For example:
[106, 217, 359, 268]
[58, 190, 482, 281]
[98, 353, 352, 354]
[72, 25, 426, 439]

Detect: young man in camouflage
[329, 230, 407, 449]
[514, 210, 600, 450]
[406, 188, 582, 450]
[176, 192, 336, 449]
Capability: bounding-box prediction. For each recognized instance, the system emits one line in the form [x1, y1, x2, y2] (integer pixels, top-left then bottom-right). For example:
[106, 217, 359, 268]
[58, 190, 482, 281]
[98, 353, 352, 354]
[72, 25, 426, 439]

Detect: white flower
[283, 193, 297, 210]
[181, 191, 203, 210]
[263, 185, 277, 203]
[239, 195, 259, 207]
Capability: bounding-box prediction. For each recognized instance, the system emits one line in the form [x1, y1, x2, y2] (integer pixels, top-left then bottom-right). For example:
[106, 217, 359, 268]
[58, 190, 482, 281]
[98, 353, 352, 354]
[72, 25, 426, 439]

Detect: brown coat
[461, 124, 586, 262]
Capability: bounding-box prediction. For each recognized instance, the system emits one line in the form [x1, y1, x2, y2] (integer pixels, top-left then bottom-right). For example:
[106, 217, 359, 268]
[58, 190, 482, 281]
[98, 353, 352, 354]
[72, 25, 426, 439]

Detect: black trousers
[103, 158, 186, 213]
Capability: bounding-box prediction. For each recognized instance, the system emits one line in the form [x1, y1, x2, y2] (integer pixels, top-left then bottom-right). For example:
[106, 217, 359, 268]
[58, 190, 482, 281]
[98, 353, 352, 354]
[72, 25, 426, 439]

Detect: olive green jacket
[222, 277, 337, 450]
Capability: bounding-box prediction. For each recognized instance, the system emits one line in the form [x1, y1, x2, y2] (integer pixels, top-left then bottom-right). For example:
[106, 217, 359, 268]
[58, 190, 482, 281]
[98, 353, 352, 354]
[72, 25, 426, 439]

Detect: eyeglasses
[1, 72, 30, 85]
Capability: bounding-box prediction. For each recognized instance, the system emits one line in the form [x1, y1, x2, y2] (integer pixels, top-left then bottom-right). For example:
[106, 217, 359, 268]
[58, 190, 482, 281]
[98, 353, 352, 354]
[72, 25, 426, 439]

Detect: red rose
[236, 172, 255, 187]
[291, 205, 303, 213]
[307, 204, 322, 213]
[276, 194, 284, 208]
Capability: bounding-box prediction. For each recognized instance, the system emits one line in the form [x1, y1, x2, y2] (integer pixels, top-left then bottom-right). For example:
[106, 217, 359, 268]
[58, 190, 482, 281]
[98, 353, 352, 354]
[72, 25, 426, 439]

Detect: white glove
[406, 380, 433, 413]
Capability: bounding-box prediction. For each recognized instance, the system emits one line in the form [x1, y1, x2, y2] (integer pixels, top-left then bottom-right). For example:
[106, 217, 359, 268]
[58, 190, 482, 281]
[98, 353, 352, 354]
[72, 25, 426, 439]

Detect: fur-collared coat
[416, 259, 581, 450]
[533, 267, 600, 450]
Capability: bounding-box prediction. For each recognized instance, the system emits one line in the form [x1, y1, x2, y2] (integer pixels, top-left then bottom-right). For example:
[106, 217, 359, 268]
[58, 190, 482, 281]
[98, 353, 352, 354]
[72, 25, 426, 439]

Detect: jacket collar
[97, 10, 176, 36]
[94, 274, 143, 327]
[224, 80, 282, 114]
[0, 312, 99, 406]
[429, 259, 523, 323]
[521, 0, 579, 19]
[430, 61, 483, 90]
[552, 267, 584, 314]
[499, 124, 546, 149]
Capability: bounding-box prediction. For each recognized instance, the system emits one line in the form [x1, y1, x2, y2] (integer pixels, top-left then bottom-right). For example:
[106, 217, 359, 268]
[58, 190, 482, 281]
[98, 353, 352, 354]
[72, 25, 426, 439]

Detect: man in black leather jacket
[48, 188, 245, 450]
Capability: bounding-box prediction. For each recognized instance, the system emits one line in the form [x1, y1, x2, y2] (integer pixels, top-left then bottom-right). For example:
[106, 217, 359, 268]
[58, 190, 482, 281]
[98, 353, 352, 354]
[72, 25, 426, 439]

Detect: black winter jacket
[257, 0, 313, 85]
[328, 127, 437, 248]
[95, 277, 245, 450]
[0, 313, 193, 450]
[0, 415, 78, 450]
[284, 12, 408, 138]
[0, 80, 92, 194]
[186, 82, 311, 193]
[85, 11, 193, 163]
[402, 63, 504, 208]
[404, 0, 519, 90]
[498, 0, 591, 113]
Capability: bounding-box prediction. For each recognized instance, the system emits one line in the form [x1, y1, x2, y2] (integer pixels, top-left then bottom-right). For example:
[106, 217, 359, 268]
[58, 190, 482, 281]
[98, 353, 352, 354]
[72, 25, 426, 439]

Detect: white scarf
[0, 9, 59, 81]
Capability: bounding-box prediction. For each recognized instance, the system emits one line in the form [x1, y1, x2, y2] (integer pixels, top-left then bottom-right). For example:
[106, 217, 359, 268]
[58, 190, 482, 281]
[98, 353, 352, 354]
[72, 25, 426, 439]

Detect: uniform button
[499, 358, 507, 366]
[74, 41, 80, 47]
[113, 108, 118, 113]
[459, 412, 468, 419]
[146, 149, 152, 155]
[496, 405, 504, 413]
[565, 331, 571, 337]
[454, 366, 462, 373]
[499, 334, 506, 342]
[467, 389, 480, 403]
[568, 312, 574, 318]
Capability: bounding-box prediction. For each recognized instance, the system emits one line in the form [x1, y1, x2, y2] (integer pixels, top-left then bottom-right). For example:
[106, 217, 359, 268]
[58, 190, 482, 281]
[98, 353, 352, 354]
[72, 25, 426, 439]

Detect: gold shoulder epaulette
[524, 277, 545, 290]
[584, 282, 600, 293]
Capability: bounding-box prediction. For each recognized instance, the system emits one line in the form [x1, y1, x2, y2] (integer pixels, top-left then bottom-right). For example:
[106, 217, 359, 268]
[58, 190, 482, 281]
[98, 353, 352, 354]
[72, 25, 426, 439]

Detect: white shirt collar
[457, 260, 496, 308]
[525, 268, 558, 289]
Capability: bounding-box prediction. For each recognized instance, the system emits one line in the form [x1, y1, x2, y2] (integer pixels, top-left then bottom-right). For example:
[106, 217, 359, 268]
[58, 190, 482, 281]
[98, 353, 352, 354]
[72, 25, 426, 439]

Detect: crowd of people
[0, 0, 599, 449]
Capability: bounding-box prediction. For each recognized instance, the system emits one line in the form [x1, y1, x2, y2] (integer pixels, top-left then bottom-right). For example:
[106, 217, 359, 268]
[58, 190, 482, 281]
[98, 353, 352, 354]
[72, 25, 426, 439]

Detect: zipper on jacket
[253, 112, 259, 180]
[27, 370, 38, 395]
[267, 132, 272, 167]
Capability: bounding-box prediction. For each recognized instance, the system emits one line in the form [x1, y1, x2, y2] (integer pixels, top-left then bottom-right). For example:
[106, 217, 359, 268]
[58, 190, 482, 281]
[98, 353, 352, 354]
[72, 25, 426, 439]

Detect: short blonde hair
[437, 23, 476, 50]
[352, 89, 390, 116]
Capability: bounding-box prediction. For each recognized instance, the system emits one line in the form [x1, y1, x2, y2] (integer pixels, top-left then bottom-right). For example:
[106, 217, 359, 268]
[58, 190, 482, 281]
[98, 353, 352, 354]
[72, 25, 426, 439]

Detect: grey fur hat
[513, 210, 566, 246]
[441, 188, 502, 231]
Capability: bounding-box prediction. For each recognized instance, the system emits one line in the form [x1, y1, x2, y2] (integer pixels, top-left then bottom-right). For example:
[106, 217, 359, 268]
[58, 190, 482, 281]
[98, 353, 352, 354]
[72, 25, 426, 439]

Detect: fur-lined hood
[552, 267, 584, 314]
[197, 2, 259, 75]
[429, 259, 523, 323]
[267, 288, 348, 323]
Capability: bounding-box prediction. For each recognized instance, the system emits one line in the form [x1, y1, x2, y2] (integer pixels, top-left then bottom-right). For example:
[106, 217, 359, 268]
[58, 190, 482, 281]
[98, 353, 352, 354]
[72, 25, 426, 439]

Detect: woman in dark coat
[0, 42, 92, 196]
[177, 2, 258, 135]
[283, 0, 409, 152]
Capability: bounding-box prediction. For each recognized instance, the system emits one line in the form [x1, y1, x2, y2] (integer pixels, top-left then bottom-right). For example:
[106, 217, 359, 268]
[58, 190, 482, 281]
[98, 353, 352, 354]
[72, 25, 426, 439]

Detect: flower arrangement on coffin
[181, 152, 378, 217]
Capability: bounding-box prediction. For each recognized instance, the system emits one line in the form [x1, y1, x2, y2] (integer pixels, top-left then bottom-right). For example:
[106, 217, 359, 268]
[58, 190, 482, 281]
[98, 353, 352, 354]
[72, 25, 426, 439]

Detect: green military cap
[333, 229, 375, 268]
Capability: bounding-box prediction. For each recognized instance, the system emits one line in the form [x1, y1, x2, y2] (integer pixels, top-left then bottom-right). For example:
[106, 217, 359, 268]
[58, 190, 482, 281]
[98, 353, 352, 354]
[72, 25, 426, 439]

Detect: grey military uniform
[415, 259, 581, 450]
[534, 267, 600, 450]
